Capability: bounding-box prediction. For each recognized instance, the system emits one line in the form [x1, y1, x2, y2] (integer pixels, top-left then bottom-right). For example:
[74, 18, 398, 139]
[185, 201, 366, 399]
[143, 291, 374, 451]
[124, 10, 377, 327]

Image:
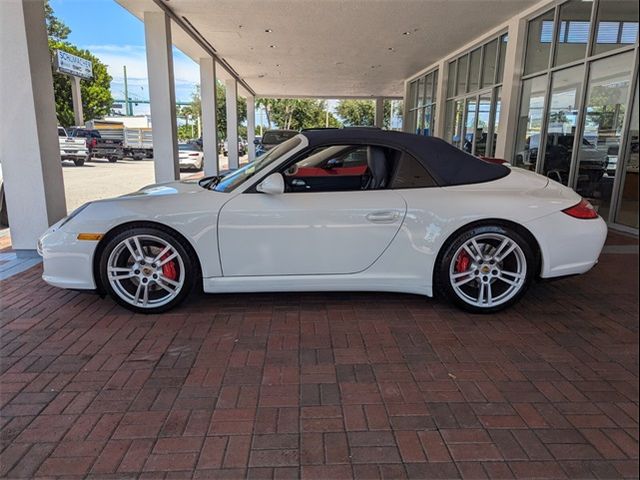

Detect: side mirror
[256, 173, 285, 195]
[253, 139, 261, 145]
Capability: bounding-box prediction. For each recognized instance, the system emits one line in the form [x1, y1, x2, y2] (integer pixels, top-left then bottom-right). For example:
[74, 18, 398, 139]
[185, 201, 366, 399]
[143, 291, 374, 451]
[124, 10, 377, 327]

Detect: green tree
[45, 1, 113, 126]
[179, 84, 247, 140]
[256, 98, 341, 130]
[335, 99, 399, 129]
[44, 0, 70, 41]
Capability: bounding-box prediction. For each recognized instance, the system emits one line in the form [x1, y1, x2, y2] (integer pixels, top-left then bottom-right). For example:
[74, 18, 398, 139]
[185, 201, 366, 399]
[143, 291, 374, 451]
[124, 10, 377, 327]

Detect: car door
[217, 145, 407, 276]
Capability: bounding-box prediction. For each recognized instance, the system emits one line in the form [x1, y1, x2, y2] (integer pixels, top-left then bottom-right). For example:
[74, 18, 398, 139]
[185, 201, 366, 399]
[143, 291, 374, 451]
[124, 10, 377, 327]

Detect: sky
[50, 0, 200, 116]
[48, 0, 400, 127]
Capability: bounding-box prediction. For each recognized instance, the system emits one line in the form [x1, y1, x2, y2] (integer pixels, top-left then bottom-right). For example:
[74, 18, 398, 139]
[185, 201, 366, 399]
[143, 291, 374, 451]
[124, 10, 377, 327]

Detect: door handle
[366, 211, 399, 223]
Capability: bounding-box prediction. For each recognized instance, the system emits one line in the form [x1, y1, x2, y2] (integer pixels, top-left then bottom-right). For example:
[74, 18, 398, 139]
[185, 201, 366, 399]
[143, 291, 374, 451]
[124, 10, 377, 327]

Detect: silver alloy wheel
[106, 234, 185, 309]
[449, 233, 527, 309]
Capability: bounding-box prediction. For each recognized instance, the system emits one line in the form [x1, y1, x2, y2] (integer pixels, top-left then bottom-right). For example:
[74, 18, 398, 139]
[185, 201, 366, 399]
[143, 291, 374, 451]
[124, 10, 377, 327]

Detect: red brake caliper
[161, 253, 178, 281]
[455, 250, 471, 273]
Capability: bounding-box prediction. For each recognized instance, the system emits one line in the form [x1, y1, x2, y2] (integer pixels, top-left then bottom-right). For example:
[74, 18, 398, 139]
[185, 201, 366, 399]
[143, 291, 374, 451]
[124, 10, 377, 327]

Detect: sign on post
[54, 50, 93, 80]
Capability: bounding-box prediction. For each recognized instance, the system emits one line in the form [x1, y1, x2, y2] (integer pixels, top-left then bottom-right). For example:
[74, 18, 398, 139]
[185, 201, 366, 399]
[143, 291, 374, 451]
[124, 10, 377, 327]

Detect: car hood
[118, 179, 204, 198]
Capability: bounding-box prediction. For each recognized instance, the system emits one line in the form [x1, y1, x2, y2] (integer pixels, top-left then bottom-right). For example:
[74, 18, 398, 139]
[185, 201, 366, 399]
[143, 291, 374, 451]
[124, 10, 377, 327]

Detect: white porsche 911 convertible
[38, 129, 607, 314]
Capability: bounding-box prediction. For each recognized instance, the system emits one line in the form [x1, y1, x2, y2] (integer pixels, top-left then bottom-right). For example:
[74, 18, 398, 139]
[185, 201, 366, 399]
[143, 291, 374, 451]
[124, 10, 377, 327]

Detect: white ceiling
[117, 0, 539, 98]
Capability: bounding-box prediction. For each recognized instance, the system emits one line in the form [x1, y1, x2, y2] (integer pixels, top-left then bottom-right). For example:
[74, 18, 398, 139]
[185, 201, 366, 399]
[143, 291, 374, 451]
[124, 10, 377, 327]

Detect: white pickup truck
[58, 126, 89, 166]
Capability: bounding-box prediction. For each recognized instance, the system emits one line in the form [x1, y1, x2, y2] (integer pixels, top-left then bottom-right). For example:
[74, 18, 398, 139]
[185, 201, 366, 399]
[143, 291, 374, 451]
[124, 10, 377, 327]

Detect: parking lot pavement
[62, 155, 245, 212]
[0, 232, 638, 478]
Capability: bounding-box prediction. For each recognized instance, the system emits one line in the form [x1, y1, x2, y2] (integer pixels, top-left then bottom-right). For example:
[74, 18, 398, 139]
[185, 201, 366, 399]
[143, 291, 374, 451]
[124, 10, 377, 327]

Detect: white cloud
[82, 43, 199, 103]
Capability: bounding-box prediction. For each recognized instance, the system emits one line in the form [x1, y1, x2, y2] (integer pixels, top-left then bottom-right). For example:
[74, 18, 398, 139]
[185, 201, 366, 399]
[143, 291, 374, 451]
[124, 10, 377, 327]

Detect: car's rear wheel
[436, 225, 534, 313]
[99, 227, 196, 313]
[74, 157, 86, 167]
[108, 156, 118, 163]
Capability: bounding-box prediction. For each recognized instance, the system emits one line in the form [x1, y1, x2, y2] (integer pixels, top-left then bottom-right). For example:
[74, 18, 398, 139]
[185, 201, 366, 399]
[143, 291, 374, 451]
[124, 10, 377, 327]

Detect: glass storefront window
[423, 106, 433, 136]
[490, 87, 502, 158]
[475, 94, 492, 157]
[514, 75, 548, 171]
[452, 100, 464, 149]
[425, 73, 434, 106]
[407, 70, 438, 136]
[554, 0, 593, 67]
[541, 65, 585, 184]
[615, 80, 639, 228]
[482, 39, 498, 89]
[497, 34, 508, 82]
[417, 77, 425, 107]
[593, 0, 639, 56]
[463, 98, 477, 153]
[576, 51, 634, 220]
[525, 10, 554, 75]
[457, 54, 469, 96]
[468, 48, 482, 93]
[447, 61, 456, 98]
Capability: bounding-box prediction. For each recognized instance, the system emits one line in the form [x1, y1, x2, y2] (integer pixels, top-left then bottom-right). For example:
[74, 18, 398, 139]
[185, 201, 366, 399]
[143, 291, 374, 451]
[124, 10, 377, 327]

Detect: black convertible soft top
[301, 128, 510, 187]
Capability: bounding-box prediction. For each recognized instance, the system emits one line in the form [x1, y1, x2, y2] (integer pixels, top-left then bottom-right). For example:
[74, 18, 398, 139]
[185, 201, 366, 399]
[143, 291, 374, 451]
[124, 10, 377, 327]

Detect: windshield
[178, 144, 200, 151]
[262, 130, 298, 145]
[213, 136, 302, 192]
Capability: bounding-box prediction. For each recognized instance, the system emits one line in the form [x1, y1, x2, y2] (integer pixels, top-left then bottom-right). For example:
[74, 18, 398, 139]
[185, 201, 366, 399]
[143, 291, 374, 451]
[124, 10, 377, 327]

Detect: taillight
[562, 199, 598, 219]
[189, 153, 199, 157]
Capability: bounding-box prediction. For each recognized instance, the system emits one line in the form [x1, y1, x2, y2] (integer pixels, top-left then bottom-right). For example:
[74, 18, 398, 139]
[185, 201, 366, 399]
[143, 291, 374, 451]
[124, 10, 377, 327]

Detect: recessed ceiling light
[402, 31, 411, 35]
[275, 64, 281, 67]
[269, 45, 277, 48]
[388, 47, 395, 51]
[265, 29, 273, 33]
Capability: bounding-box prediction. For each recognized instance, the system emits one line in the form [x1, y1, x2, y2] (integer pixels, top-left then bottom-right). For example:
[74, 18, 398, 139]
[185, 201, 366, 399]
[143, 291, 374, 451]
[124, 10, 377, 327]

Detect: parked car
[58, 127, 89, 166]
[39, 129, 607, 314]
[67, 127, 123, 162]
[223, 138, 247, 157]
[178, 143, 204, 171]
[257, 129, 298, 156]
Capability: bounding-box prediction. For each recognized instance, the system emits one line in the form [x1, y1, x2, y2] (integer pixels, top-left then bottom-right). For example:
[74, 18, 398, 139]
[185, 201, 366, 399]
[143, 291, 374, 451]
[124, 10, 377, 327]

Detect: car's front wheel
[99, 226, 197, 313]
[74, 157, 86, 167]
[436, 225, 534, 313]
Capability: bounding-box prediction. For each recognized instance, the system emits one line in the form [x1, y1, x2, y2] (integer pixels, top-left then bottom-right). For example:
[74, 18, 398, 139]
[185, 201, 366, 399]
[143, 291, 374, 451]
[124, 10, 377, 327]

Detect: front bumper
[39, 226, 98, 290]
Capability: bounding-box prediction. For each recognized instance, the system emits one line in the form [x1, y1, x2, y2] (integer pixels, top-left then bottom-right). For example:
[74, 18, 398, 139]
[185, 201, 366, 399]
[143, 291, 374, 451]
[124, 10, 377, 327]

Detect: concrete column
[225, 78, 239, 170]
[71, 76, 84, 126]
[199, 56, 219, 176]
[433, 60, 448, 138]
[0, 0, 67, 249]
[246, 95, 256, 162]
[374, 97, 384, 128]
[144, 11, 179, 183]
[494, 17, 527, 161]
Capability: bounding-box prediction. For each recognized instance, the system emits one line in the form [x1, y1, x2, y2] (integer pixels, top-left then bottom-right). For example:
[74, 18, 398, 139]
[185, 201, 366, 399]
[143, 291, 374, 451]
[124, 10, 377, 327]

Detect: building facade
[404, 0, 639, 234]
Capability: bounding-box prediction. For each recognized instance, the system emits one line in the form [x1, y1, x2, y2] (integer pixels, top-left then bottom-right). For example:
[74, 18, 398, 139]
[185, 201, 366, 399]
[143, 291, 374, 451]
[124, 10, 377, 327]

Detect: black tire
[98, 225, 198, 314]
[74, 157, 85, 167]
[435, 223, 535, 314]
[108, 157, 118, 163]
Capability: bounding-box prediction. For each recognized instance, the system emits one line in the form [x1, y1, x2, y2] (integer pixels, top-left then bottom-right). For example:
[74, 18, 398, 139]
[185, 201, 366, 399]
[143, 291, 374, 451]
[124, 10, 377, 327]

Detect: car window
[281, 145, 377, 193]
[262, 131, 297, 144]
[389, 151, 437, 189]
[214, 136, 302, 192]
[58, 127, 66, 137]
[280, 144, 436, 193]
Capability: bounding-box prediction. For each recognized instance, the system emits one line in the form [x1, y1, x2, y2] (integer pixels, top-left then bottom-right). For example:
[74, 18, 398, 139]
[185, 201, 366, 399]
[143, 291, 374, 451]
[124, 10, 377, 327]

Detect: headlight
[58, 202, 91, 228]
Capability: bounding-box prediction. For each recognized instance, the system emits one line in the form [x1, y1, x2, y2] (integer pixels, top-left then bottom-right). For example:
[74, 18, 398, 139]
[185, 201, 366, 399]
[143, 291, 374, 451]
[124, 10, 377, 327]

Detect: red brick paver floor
[0, 233, 638, 479]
